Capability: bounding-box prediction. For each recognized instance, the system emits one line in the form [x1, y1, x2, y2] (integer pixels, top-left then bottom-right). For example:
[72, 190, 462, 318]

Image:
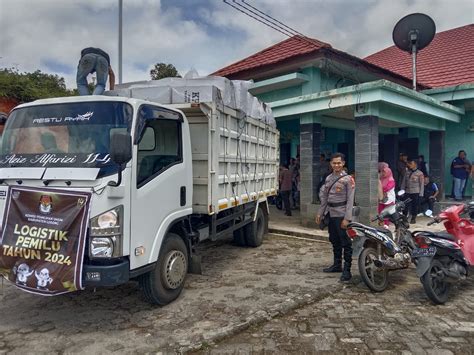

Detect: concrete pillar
[429, 131, 445, 198]
[382, 134, 398, 175]
[300, 120, 321, 225]
[355, 116, 379, 224]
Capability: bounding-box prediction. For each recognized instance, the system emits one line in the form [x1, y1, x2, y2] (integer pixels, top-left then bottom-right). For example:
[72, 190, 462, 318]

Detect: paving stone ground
[1, 229, 473, 354]
[0, 234, 338, 354]
[199, 252, 474, 355]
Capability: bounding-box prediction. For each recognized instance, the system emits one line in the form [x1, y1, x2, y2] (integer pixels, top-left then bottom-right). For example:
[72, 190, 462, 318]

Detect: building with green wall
[213, 25, 474, 225]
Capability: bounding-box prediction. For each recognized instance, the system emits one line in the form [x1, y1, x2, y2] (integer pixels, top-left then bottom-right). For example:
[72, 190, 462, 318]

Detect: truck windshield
[0, 101, 133, 174]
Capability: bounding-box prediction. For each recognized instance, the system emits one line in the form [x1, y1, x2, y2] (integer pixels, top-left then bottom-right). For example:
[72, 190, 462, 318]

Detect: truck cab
[0, 96, 195, 304]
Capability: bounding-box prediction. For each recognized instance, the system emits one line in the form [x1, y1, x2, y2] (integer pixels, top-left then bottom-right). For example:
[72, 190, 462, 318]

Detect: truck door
[130, 104, 190, 269]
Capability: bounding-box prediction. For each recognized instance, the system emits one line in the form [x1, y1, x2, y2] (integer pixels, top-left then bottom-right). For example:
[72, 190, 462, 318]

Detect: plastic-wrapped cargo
[106, 76, 276, 127]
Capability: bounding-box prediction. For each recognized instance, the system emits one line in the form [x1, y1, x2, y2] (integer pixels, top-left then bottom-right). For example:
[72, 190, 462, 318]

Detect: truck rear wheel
[233, 228, 247, 246]
[245, 207, 267, 247]
[139, 233, 188, 306]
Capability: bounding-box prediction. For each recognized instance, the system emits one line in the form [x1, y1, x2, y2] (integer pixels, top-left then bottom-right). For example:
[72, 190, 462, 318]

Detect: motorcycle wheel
[420, 259, 451, 304]
[358, 247, 389, 292]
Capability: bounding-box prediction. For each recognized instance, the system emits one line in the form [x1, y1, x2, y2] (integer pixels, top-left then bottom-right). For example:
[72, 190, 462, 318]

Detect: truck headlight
[90, 206, 123, 258]
[98, 211, 118, 228]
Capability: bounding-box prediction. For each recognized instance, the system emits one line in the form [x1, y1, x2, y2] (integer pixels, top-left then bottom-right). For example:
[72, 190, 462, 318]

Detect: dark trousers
[419, 196, 435, 213]
[328, 216, 352, 268]
[405, 194, 420, 218]
[281, 190, 291, 215]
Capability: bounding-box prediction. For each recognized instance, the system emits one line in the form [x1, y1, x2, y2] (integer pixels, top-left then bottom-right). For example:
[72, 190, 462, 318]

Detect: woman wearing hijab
[378, 163, 396, 227]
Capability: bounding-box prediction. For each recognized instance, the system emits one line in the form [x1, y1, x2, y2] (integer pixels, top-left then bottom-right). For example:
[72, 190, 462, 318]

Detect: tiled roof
[365, 24, 474, 88]
[212, 36, 331, 77]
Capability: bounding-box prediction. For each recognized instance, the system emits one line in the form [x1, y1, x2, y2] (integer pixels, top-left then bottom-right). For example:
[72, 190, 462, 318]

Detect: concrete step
[268, 226, 329, 242]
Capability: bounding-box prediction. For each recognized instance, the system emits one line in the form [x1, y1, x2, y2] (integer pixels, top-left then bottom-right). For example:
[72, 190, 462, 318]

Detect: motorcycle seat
[432, 232, 456, 241]
[373, 227, 393, 239]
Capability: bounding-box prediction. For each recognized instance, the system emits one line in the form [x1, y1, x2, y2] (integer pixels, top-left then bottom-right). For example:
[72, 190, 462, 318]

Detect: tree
[0, 68, 75, 102]
[150, 63, 181, 80]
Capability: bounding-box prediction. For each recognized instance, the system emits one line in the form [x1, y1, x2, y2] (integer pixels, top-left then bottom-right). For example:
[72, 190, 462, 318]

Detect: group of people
[278, 157, 300, 216]
[280, 148, 473, 284]
[382, 154, 440, 225]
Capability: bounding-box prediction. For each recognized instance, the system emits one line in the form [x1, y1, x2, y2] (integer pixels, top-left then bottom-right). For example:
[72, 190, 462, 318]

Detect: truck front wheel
[245, 207, 267, 247]
[139, 233, 188, 306]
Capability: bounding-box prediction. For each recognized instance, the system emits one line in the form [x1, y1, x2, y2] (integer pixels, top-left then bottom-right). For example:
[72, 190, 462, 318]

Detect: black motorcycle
[346, 194, 416, 292]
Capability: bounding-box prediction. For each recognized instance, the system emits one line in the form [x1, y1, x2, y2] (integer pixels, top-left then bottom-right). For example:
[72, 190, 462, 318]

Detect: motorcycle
[346, 192, 416, 292]
[412, 201, 474, 304]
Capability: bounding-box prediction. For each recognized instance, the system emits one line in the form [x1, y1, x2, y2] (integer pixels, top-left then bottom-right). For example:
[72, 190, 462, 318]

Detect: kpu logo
[39, 195, 53, 214]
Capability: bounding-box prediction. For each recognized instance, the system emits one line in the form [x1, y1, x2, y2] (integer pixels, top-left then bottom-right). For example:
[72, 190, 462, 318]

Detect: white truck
[0, 81, 279, 305]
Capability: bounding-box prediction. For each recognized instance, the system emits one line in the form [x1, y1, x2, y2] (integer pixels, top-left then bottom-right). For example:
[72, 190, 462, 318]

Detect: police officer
[316, 153, 355, 281]
[401, 158, 424, 224]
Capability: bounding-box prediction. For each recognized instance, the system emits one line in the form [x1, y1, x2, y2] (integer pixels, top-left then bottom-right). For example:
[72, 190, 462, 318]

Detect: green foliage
[150, 63, 181, 80]
[0, 68, 75, 102]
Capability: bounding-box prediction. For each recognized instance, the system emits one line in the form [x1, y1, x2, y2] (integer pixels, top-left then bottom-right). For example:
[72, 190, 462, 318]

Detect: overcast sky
[0, 0, 472, 88]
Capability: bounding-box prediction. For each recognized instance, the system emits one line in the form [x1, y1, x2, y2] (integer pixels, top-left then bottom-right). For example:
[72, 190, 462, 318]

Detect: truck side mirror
[110, 133, 132, 165]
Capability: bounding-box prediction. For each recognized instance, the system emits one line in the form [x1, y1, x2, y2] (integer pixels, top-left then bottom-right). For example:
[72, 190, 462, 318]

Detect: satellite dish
[392, 13, 436, 90]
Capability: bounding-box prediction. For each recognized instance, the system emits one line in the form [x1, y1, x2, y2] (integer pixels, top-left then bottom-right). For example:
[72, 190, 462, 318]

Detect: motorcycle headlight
[90, 206, 123, 258]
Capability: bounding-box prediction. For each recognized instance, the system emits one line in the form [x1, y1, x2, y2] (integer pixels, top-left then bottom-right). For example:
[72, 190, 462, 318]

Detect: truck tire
[139, 233, 188, 306]
[233, 228, 247, 246]
[245, 207, 267, 247]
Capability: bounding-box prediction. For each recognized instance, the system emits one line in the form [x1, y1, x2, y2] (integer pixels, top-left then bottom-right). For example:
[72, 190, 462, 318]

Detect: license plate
[412, 247, 437, 257]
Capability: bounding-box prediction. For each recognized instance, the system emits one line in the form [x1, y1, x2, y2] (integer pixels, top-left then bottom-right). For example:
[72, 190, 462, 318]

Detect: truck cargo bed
[171, 103, 279, 215]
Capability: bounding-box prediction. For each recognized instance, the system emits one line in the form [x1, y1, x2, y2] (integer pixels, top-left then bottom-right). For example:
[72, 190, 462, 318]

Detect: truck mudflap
[414, 256, 434, 277]
[83, 259, 130, 287]
[352, 236, 368, 258]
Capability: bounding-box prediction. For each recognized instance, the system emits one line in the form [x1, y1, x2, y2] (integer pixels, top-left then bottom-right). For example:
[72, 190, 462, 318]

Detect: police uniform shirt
[318, 172, 355, 221]
[401, 169, 424, 196]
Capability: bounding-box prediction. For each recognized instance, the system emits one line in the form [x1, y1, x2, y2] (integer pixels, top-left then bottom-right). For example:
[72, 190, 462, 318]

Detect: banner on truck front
[0, 186, 91, 296]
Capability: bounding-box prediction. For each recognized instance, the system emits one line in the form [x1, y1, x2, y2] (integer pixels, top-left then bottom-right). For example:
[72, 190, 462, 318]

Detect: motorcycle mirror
[397, 190, 405, 196]
[425, 210, 433, 217]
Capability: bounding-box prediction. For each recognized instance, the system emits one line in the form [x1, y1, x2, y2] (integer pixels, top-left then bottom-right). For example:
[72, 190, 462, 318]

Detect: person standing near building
[451, 150, 471, 201]
[397, 153, 408, 189]
[316, 153, 355, 282]
[77, 47, 115, 95]
[316, 153, 331, 201]
[279, 164, 293, 216]
[462, 155, 472, 199]
[378, 163, 396, 227]
[418, 155, 428, 176]
[401, 158, 424, 224]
